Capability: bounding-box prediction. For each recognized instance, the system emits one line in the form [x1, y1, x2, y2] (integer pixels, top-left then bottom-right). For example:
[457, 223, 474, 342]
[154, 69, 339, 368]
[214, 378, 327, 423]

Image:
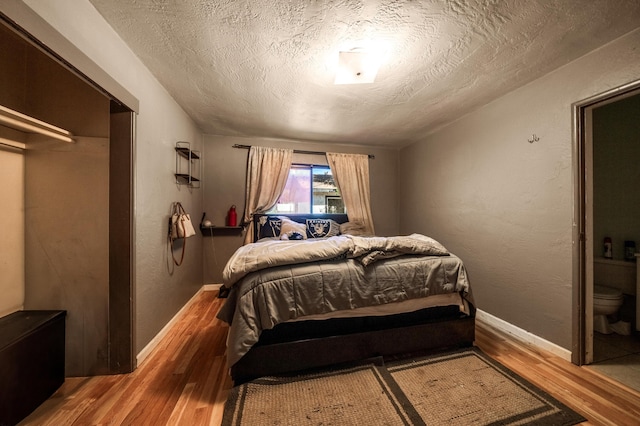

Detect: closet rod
[0, 139, 26, 150]
[232, 144, 375, 159]
[0, 105, 75, 143]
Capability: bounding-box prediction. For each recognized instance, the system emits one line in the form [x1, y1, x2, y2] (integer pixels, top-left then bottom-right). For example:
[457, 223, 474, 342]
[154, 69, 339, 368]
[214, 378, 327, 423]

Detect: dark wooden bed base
[230, 308, 475, 384]
[229, 213, 476, 384]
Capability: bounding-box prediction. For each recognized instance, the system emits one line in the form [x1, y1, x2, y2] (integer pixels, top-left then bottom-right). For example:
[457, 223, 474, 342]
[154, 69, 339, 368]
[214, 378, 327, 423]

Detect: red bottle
[227, 205, 237, 227]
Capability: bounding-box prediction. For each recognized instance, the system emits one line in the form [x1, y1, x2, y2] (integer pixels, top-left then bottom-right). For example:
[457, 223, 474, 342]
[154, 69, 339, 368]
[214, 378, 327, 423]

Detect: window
[268, 164, 344, 214]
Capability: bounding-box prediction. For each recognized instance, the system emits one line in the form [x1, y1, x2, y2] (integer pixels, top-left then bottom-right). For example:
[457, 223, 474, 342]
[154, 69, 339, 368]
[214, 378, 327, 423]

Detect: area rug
[222, 348, 586, 425]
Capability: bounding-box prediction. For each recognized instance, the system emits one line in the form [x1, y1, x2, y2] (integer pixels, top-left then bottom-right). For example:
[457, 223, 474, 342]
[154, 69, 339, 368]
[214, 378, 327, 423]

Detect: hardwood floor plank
[167, 382, 196, 425]
[70, 375, 130, 424]
[18, 291, 640, 425]
[475, 323, 640, 426]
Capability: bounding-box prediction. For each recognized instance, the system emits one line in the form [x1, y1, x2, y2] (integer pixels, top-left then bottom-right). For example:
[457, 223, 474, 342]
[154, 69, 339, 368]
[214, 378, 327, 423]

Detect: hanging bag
[169, 202, 196, 266]
[170, 202, 196, 239]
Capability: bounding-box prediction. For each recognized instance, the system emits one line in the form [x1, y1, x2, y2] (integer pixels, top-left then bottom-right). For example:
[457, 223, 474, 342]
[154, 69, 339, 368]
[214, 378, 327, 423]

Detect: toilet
[593, 285, 625, 334]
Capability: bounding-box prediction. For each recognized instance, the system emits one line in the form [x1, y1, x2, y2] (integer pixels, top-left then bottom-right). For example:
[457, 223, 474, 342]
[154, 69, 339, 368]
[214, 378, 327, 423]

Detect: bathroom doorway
[574, 80, 640, 390]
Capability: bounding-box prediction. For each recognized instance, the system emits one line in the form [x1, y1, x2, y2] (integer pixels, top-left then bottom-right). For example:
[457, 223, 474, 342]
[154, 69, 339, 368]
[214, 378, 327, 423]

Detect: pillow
[306, 218, 340, 238]
[280, 217, 307, 239]
[280, 231, 305, 240]
[258, 216, 283, 239]
[339, 220, 370, 236]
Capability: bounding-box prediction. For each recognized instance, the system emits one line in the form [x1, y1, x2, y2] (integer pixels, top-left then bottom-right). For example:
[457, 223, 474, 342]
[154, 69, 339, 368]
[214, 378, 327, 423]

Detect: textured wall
[201, 135, 399, 283]
[399, 29, 640, 351]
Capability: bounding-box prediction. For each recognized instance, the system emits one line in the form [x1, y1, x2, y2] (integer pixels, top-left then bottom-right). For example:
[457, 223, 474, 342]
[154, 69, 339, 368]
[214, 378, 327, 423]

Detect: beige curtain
[243, 146, 293, 244]
[326, 152, 375, 235]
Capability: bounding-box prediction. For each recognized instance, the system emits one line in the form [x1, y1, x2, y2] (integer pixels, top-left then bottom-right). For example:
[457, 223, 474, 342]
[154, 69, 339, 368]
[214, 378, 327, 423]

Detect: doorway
[574, 80, 640, 390]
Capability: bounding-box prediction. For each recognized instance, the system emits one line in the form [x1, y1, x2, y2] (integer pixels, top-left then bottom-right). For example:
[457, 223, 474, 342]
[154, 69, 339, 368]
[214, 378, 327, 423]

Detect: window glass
[269, 165, 344, 214]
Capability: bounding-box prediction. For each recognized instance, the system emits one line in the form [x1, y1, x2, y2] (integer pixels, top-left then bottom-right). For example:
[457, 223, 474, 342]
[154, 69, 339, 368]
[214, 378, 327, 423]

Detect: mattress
[217, 234, 474, 366]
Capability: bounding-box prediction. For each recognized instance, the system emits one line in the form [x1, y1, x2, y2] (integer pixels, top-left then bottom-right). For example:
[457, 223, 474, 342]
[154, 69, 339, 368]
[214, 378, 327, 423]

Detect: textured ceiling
[88, 0, 640, 148]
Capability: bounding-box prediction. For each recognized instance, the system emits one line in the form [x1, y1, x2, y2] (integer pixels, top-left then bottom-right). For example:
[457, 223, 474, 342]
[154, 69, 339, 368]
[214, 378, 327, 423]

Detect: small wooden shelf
[174, 141, 200, 188]
[175, 147, 200, 160]
[175, 173, 200, 184]
[200, 225, 243, 236]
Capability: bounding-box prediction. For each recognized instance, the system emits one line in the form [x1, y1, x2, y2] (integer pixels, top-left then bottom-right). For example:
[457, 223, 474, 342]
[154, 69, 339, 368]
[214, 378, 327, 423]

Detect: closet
[0, 20, 134, 376]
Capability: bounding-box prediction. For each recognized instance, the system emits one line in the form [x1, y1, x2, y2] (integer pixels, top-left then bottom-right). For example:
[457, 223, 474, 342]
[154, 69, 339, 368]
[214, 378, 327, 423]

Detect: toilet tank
[594, 257, 637, 295]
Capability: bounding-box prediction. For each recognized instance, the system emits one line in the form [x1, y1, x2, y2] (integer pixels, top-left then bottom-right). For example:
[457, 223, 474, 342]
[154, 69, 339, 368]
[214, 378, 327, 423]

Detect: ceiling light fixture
[334, 48, 382, 85]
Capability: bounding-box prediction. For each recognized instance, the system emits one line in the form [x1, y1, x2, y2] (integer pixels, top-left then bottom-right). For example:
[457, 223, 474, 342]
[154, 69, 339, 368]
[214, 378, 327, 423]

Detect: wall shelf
[175, 173, 200, 184]
[200, 225, 243, 236]
[174, 141, 200, 188]
[175, 147, 199, 159]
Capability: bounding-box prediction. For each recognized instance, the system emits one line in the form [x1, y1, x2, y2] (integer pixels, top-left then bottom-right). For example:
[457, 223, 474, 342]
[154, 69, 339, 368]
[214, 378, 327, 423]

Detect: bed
[217, 214, 475, 384]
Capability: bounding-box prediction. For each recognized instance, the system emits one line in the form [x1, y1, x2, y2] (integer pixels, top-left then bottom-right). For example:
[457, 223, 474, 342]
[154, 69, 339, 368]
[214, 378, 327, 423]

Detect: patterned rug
[222, 347, 586, 425]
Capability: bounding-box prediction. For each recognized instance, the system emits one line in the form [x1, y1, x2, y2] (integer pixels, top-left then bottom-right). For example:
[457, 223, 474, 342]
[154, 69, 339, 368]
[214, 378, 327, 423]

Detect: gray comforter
[217, 234, 473, 366]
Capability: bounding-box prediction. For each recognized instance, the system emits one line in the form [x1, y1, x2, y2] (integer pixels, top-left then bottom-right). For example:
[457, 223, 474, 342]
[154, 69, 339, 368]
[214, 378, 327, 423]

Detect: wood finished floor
[20, 289, 640, 425]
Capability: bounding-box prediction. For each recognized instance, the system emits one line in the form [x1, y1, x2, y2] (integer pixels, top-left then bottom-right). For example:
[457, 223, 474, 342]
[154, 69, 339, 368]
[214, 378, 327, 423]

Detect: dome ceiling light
[334, 49, 381, 85]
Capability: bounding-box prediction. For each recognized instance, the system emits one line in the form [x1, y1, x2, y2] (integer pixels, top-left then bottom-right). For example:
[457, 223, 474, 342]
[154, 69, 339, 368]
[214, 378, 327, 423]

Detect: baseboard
[137, 284, 220, 367]
[476, 309, 572, 362]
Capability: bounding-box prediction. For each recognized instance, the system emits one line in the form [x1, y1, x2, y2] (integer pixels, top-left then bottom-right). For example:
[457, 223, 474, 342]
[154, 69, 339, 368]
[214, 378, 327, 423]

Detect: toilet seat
[593, 285, 626, 335]
[594, 285, 623, 300]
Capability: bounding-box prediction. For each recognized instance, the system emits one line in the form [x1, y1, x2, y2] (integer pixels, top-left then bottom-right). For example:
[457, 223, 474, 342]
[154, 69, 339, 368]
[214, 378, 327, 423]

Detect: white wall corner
[476, 309, 572, 362]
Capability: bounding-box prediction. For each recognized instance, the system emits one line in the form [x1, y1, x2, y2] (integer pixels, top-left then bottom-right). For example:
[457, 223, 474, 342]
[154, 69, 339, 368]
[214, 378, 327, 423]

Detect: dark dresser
[0, 310, 66, 426]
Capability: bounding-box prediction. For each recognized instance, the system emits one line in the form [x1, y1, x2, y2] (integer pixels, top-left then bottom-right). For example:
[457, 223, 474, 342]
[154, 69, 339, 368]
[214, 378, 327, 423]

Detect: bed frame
[230, 309, 475, 384]
[229, 214, 476, 384]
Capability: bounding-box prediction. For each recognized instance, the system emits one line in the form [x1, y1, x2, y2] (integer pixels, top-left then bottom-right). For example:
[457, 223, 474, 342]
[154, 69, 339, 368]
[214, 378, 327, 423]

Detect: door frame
[572, 79, 640, 365]
[109, 105, 137, 373]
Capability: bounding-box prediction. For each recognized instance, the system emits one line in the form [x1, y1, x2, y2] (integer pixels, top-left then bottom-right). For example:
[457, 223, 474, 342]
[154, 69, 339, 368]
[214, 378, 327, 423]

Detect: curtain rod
[232, 144, 374, 159]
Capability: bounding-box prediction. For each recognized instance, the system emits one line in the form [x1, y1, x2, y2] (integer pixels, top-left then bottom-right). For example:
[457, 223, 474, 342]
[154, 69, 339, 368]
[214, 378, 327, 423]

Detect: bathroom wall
[593, 93, 640, 262]
[201, 135, 399, 284]
[399, 28, 640, 352]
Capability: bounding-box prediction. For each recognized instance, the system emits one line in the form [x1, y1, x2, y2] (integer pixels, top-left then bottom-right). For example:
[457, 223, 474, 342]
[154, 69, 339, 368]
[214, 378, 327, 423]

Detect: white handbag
[169, 202, 196, 266]
[170, 202, 196, 239]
